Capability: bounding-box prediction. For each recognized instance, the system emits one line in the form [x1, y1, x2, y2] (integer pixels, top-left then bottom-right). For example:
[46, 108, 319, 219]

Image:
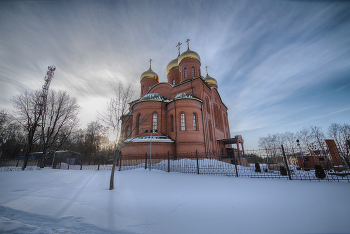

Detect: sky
[0, 0, 350, 149]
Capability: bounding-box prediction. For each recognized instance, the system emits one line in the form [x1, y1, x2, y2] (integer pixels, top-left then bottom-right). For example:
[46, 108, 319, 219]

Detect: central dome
[178, 49, 201, 64]
[140, 68, 159, 82]
[166, 58, 179, 75]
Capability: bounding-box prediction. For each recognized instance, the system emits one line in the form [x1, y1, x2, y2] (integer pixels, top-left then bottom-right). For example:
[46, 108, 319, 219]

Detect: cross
[186, 39, 191, 50]
[176, 42, 182, 55]
[149, 59, 152, 69]
[205, 65, 209, 74]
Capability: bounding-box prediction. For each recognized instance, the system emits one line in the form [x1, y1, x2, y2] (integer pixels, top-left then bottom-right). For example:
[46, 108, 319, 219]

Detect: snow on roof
[140, 93, 170, 102]
[124, 135, 174, 142]
[174, 93, 196, 99]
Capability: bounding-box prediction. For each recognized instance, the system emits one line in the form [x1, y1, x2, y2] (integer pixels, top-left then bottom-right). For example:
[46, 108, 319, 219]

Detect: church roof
[140, 68, 159, 82]
[139, 93, 170, 102]
[178, 49, 201, 64]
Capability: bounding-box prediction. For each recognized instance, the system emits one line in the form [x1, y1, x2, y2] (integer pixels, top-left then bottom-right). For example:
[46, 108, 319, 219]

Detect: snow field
[0, 168, 349, 234]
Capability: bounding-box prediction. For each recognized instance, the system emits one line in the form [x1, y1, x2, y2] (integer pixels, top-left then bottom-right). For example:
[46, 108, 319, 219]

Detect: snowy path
[0, 168, 349, 233]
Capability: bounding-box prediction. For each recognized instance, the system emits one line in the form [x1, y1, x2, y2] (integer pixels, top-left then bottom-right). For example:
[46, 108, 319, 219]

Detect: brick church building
[120, 42, 245, 158]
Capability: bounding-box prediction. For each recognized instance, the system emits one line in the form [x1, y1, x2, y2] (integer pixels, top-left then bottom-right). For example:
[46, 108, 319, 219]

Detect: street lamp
[145, 129, 157, 171]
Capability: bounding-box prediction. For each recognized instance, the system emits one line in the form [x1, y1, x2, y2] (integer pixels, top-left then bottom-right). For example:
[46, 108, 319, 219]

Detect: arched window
[126, 126, 130, 138]
[138, 114, 141, 135]
[148, 85, 151, 91]
[180, 113, 185, 131]
[172, 79, 175, 85]
[193, 113, 197, 131]
[184, 68, 187, 79]
[192, 67, 195, 77]
[152, 113, 157, 131]
[171, 115, 174, 132]
[206, 97, 210, 113]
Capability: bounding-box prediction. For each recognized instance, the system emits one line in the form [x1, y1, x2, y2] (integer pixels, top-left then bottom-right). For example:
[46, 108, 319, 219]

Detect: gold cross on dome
[205, 65, 209, 74]
[149, 59, 152, 69]
[186, 39, 191, 49]
[176, 42, 182, 55]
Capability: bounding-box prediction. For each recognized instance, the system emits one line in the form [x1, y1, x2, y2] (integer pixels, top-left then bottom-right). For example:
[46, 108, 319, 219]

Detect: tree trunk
[109, 148, 120, 190]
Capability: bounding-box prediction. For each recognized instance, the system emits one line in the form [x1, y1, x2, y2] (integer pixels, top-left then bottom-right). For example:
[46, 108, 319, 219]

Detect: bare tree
[84, 121, 106, 165]
[39, 90, 80, 168]
[11, 90, 43, 170]
[98, 82, 137, 190]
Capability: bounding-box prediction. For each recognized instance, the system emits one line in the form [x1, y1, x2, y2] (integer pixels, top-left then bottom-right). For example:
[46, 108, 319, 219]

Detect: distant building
[120, 43, 245, 158]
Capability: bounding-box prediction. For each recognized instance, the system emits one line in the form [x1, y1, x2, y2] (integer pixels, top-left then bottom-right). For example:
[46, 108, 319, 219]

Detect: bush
[315, 165, 326, 179]
[280, 166, 287, 176]
[255, 162, 261, 173]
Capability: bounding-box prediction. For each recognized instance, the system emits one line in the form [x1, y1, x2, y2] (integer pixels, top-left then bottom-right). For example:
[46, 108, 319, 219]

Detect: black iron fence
[1, 145, 349, 182]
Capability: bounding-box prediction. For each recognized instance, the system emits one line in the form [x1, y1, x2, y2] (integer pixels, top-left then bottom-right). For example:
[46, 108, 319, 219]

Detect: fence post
[59, 158, 62, 169]
[281, 145, 292, 180]
[67, 158, 70, 170]
[80, 155, 83, 170]
[168, 151, 170, 173]
[98, 153, 101, 171]
[118, 153, 122, 171]
[196, 150, 199, 174]
[233, 150, 239, 177]
[145, 153, 148, 170]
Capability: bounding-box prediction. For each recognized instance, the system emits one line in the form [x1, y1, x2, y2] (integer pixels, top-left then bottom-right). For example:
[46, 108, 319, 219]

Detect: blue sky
[0, 0, 349, 149]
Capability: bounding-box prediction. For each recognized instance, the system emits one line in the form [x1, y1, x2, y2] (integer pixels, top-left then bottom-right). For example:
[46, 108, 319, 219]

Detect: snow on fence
[1, 146, 349, 182]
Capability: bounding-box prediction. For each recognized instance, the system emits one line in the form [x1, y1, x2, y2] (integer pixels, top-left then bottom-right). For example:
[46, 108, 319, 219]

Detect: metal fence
[1, 146, 349, 182]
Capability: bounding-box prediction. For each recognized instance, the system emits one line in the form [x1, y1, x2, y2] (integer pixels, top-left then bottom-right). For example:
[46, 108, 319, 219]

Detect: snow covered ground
[0, 168, 349, 234]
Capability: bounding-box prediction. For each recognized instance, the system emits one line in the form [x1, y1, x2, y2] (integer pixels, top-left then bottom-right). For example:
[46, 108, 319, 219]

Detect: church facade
[120, 42, 244, 157]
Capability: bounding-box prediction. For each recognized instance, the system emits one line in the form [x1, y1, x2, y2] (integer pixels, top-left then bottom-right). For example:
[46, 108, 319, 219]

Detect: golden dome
[140, 68, 159, 82]
[204, 73, 218, 86]
[166, 58, 179, 74]
[178, 49, 201, 64]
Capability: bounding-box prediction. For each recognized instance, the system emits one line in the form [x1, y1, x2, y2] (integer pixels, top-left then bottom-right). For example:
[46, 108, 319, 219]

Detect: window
[172, 79, 175, 85]
[180, 113, 185, 130]
[126, 126, 130, 138]
[209, 120, 213, 141]
[138, 114, 141, 135]
[171, 115, 174, 132]
[184, 68, 187, 79]
[206, 97, 210, 113]
[192, 67, 195, 77]
[148, 85, 151, 90]
[152, 113, 157, 131]
[193, 114, 197, 130]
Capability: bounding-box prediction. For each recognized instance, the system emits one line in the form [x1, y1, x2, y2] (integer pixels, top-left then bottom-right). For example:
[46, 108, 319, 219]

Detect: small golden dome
[140, 68, 159, 82]
[166, 58, 179, 74]
[204, 73, 218, 86]
[178, 49, 201, 64]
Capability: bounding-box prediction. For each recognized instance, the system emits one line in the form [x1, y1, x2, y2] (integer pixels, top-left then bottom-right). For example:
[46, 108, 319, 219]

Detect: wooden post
[80, 155, 83, 170]
[282, 145, 292, 180]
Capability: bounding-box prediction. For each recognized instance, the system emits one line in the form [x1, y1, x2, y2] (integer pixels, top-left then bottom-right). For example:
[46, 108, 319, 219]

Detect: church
[120, 40, 245, 158]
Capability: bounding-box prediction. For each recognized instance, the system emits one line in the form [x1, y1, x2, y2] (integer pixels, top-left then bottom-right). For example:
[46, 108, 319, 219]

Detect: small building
[296, 155, 329, 170]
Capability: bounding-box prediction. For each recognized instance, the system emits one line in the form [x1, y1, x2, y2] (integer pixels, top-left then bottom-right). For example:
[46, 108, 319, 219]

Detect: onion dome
[178, 49, 201, 64]
[166, 58, 179, 75]
[204, 73, 218, 86]
[140, 68, 159, 82]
